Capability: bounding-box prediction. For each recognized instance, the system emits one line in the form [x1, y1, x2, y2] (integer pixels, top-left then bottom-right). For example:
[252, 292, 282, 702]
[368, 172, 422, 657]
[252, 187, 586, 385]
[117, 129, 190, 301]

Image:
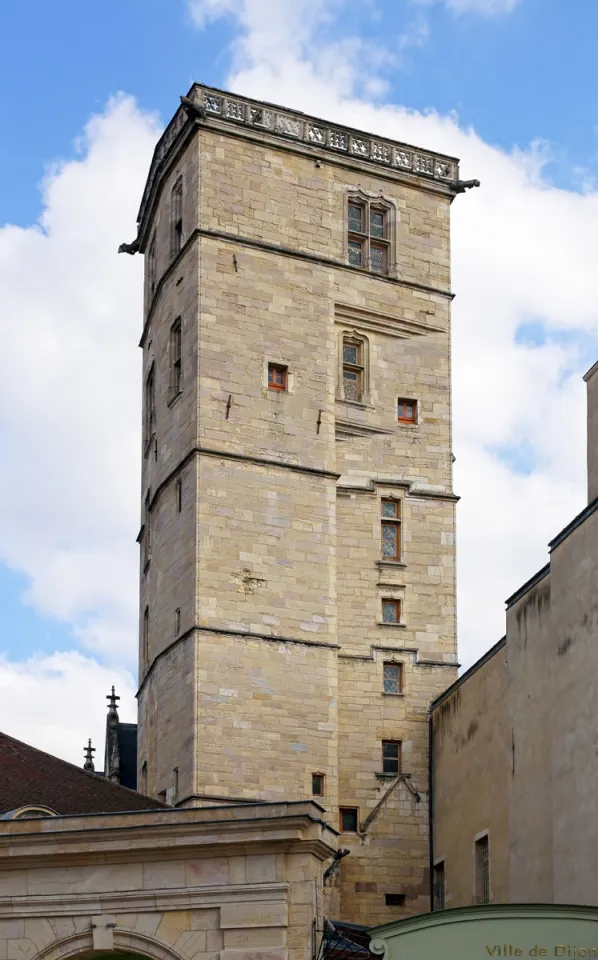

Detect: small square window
[382, 740, 401, 776]
[268, 364, 287, 391]
[312, 773, 325, 796]
[383, 662, 403, 695]
[382, 599, 401, 624]
[340, 807, 359, 832]
[385, 893, 406, 906]
[397, 399, 417, 423]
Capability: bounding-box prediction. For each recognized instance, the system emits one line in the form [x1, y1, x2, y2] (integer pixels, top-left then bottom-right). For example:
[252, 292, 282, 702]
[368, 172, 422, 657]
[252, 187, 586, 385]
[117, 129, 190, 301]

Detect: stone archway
[32, 928, 187, 960]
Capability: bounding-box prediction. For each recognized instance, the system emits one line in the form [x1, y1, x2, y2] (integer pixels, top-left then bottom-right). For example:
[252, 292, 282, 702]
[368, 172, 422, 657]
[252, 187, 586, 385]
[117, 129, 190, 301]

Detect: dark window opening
[382, 740, 401, 776]
[433, 861, 445, 910]
[340, 807, 359, 832]
[312, 773, 325, 796]
[385, 894, 406, 906]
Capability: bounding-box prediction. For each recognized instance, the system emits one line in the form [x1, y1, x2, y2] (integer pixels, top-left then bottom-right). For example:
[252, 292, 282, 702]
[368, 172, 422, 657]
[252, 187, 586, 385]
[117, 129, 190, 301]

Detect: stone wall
[0, 804, 336, 960]
[136, 86, 460, 925]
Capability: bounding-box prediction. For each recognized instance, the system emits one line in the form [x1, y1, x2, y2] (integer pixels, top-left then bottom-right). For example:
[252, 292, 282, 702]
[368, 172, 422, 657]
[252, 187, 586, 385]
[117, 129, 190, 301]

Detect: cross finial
[106, 686, 120, 716]
[83, 738, 96, 772]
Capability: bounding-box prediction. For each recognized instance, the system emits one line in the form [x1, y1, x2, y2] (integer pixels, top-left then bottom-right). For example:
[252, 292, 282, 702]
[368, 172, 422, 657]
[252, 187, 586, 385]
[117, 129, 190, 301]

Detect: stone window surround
[473, 829, 492, 905]
[343, 188, 397, 279]
[263, 357, 294, 394]
[337, 328, 370, 405]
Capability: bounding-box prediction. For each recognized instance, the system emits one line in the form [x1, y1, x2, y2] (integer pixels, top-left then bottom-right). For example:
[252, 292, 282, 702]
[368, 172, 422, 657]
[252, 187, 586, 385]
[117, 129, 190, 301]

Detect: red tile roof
[0, 730, 165, 817]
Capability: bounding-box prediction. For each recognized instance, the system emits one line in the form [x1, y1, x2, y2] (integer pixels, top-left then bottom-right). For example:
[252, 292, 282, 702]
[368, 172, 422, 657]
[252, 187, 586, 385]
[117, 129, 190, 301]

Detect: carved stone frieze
[137, 84, 460, 228]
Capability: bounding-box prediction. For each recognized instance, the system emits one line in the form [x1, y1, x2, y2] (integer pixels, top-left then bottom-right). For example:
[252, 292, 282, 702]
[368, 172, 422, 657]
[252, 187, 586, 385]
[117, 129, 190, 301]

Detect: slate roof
[0, 730, 165, 817]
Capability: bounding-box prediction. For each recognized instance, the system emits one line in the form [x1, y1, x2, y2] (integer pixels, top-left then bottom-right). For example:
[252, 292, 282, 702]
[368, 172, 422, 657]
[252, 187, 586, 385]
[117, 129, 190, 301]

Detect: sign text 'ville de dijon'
[486, 947, 598, 957]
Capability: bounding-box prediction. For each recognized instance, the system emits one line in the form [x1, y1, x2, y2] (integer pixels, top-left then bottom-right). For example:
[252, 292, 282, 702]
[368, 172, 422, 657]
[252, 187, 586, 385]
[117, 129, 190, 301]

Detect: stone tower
[126, 84, 468, 926]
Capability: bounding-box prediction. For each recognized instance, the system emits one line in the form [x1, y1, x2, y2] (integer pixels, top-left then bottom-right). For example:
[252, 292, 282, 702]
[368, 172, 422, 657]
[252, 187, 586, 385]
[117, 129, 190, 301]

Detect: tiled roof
[0, 730, 165, 817]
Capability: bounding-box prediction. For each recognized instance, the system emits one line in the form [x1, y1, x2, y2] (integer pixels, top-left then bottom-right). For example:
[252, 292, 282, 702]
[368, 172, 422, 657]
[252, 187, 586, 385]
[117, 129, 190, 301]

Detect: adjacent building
[431, 361, 598, 910]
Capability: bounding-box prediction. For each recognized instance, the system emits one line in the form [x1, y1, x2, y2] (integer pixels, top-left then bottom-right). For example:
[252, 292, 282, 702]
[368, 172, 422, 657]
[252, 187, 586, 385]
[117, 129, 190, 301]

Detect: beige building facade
[431, 361, 598, 910]
[131, 84, 469, 924]
[0, 802, 336, 960]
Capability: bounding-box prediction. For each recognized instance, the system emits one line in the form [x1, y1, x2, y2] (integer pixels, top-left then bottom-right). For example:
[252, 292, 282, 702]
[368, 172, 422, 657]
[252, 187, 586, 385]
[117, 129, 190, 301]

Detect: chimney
[583, 361, 598, 503]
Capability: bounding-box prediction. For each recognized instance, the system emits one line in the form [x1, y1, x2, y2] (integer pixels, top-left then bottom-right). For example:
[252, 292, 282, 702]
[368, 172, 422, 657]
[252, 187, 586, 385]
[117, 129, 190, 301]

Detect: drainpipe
[428, 711, 435, 911]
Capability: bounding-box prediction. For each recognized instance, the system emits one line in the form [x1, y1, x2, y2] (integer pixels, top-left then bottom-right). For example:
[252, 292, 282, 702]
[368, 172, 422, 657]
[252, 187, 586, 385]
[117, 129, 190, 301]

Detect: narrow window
[143, 491, 152, 567]
[144, 365, 156, 453]
[342, 338, 364, 402]
[474, 835, 490, 904]
[147, 233, 156, 297]
[140, 760, 148, 794]
[339, 807, 359, 832]
[170, 318, 182, 396]
[385, 893, 406, 906]
[175, 607, 181, 635]
[383, 662, 403, 694]
[175, 477, 182, 513]
[382, 740, 401, 775]
[142, 606, 149, 667]
[173, 767, 179, 800]
[171, 176, 183, 257]
[312, 773, 325, 796]
[433, 861, 445, 910]
[268, 363, 287, 391]
[382, 599, 401, 624]
[347, 199, 390, 276]
[347, 202, 365, 266]
[381, 499, 401, 561]
[397, 398, 417, 424]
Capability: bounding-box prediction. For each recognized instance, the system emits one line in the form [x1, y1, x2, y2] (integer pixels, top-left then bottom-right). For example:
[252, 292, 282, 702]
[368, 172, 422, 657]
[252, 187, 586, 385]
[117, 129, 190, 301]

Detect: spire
[105, 686, 121, 783]
[107, 685, 120, 718]
[83, 739, 96, 772]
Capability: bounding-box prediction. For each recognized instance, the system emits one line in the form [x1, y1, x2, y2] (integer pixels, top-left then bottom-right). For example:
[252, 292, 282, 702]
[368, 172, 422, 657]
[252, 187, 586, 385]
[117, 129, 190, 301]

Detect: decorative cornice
[335, 419, 395, 440]
[0, 882, 289, 919]
[137, 82, 461, 229]
[335, 303, 444, 340]
[197, 84, 458, 180]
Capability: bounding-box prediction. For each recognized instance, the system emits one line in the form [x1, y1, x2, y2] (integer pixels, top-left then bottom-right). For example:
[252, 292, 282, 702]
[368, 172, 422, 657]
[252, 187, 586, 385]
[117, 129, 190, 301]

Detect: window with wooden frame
[348, 198, 391, 275]
[268, 363, 288, 391]
[397, 398, 417, 424]
[147, 233, 156, 297]
[382, 740, 402, 776]
[170, 318, 182, 397]
[170, 176, 183, 258]
[474, 834, 490, 904]
[342, 337, 364, 402]
[382, 599, 401, 624]
[143, 491, 152, 568]
[433, 861, 445, 911]
[381, 499, 401, 561]
[312, 773, 325, 797]
[383, 662, 403, 694]
[339, 807, 359, 832]
[144, 364, 156, 454]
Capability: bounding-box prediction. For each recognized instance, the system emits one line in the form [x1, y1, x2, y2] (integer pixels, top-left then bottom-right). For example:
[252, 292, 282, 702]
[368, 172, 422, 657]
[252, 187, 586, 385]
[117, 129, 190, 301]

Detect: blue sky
[1, 0, 597, 760]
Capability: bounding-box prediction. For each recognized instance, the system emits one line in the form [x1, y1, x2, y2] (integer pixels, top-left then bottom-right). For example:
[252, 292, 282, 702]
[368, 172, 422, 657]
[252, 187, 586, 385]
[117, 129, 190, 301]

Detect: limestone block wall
[0, 806, 336, 960]
[338, 657, 454, 925]
[134, 88, 460, 925]
[431, 640, 510, 909]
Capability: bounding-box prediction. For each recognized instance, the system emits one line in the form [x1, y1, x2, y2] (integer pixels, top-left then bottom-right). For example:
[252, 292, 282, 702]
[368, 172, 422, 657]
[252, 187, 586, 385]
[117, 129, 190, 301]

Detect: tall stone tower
[126, 84, 468, 926]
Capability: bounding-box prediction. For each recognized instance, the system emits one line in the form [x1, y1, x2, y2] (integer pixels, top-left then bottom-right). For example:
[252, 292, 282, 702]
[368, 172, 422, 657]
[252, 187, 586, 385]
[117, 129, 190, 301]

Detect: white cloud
[0, 651, 137, 766]
[186, 0, 598, 671]
[412, 0, 519, 15]
[0, 95, 161, 667]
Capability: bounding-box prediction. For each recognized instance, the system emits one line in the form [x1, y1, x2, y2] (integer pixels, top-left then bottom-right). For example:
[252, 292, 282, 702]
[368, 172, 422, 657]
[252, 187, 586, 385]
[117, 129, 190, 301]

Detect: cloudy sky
[1, 0, 597, 765]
